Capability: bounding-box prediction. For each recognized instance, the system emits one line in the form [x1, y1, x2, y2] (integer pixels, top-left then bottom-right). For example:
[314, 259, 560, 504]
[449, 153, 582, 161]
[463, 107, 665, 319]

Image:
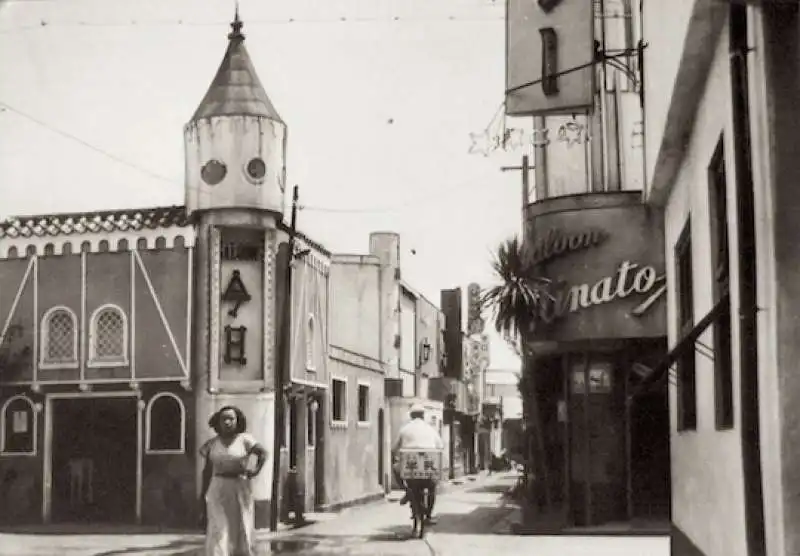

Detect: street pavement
[0, 471, 671, 555]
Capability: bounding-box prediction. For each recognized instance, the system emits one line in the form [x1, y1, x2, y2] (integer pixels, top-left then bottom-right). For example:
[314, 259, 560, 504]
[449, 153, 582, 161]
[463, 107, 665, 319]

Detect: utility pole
[501, 154, 535, 219]
[270, 184, 299, 532]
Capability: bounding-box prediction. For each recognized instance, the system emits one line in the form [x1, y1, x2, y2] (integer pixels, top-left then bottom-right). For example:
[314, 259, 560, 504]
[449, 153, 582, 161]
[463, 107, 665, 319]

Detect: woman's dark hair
[208, 405, 247, 434]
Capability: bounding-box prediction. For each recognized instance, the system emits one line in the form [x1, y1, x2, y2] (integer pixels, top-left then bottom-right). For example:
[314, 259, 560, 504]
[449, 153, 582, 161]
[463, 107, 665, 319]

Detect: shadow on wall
[0, 462, 40, 524]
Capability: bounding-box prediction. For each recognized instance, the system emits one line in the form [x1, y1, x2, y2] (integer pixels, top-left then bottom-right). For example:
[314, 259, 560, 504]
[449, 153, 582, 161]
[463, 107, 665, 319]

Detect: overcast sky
[0, 0, 529, 370]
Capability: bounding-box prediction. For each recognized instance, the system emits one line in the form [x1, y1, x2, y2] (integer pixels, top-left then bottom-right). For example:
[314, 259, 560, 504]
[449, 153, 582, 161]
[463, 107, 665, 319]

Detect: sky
[0, 0, 530, 369]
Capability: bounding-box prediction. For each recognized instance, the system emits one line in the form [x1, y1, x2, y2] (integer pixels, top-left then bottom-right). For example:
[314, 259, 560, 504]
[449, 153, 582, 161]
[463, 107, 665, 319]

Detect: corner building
[506, 0, 671, 530]
[0, 16, 329, 528]
[641, 2, 800, 556]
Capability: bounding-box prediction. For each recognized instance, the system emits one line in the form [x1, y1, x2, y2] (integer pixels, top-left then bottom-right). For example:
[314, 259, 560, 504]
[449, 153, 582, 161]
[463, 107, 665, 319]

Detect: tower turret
[184, 11, 286, 217]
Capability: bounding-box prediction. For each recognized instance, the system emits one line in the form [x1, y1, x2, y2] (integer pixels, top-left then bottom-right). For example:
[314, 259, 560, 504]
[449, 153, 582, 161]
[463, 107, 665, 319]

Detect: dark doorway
[314, 395, 325, 508]
[51, 397, 138, 523]
[289, 398, 299, 469]
[378, 408, 385, 490]
[630, 386, 671, 520]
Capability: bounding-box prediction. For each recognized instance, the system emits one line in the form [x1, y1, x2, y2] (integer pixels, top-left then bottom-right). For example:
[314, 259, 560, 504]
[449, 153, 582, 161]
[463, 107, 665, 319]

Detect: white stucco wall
[642, 0, 698, 188]
[399, 292, 416, 373]
[329, 256, 381, 361]
[663, 24, 748, 556]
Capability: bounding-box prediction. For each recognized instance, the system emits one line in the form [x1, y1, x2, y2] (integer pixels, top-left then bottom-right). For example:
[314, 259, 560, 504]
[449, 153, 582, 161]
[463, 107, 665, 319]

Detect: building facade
[641, 2, 800, 555]
[480, 368, 523, 467]
[325, 250, 385, 508]
[432, 287, 478, 479]
[0, 15, 331, 528]
[326, 232, 448, 497]
[505, 0, 670, 529]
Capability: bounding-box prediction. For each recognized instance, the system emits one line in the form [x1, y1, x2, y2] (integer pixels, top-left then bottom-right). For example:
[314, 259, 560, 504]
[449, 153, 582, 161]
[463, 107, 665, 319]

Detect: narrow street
[0, 471, 670, 555]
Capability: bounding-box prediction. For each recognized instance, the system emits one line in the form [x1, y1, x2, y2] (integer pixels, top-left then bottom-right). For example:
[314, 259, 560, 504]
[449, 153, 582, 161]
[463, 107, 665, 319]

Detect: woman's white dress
[199, 433, 258, 556]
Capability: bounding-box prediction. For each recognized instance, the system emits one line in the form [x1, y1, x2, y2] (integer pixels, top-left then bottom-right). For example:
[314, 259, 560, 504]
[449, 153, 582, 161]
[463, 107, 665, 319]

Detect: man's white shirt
[393, 418, 444, 451]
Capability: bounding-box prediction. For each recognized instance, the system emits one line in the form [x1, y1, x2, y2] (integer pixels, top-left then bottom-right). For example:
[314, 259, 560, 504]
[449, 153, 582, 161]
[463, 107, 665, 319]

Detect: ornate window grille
[40, 307, 78, 368]
[89, 305, 127, 365]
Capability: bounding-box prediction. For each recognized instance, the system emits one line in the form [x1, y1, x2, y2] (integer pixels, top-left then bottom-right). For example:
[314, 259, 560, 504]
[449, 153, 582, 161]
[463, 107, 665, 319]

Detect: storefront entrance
[568, 355, 627, 526]
[49, 396, 138, 523]
[532, 344, 670, 528]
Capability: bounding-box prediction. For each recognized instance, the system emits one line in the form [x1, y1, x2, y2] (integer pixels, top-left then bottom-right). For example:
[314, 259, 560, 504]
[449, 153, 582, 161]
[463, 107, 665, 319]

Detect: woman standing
[200, 406, 268, 556]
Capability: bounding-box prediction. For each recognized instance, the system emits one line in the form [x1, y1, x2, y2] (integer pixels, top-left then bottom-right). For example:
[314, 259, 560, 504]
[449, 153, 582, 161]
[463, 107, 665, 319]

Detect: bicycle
[397, 449, 443, 539]
[406, 478, 433, 538]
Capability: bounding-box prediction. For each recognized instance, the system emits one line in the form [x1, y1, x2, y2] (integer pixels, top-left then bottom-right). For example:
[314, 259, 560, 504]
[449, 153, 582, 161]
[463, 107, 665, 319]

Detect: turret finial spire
[229, 1, 244, 40]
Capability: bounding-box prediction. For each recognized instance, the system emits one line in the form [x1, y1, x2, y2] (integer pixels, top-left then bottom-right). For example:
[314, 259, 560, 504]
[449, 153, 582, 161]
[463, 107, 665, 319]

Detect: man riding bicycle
[392, 404, 444, 523]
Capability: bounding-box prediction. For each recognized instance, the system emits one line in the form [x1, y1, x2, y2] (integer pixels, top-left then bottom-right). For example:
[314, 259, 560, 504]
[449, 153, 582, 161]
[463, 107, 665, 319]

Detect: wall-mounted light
[420, 339, 431, 364]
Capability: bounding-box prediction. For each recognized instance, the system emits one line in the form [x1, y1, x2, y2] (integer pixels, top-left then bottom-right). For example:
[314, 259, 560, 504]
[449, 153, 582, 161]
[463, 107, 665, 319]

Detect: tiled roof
[0, 206, 190, 239]
[0, 205, 331, 256]
[190, 17, 283, 123]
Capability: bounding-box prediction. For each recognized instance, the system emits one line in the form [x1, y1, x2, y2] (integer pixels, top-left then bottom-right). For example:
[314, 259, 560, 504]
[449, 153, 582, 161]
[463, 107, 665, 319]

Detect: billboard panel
[506, 0, 595, 116]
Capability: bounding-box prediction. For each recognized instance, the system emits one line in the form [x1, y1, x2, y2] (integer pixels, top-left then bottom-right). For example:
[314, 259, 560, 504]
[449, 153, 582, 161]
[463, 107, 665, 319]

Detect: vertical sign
[466, 283, 485, 336]
[440, 288, 463, 379]
[506, 0, 595, 116]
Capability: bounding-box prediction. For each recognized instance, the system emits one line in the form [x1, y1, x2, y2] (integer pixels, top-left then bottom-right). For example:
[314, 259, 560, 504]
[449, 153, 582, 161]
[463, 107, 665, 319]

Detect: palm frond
[482, 235, 553, 342]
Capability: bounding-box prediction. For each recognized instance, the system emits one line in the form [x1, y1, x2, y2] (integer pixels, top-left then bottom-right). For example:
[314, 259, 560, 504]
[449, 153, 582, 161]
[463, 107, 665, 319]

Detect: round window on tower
[201, 160, 227, 186]
[245, 158, 267, 183]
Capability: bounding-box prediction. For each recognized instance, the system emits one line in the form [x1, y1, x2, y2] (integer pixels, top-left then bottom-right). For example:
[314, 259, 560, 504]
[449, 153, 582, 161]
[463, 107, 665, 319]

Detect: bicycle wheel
[408, 484, 425, 539]
[417, 489, 427, 538]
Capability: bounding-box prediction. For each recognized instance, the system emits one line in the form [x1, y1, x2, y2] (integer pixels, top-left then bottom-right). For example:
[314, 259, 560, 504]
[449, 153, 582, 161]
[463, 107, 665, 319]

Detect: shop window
[709, 138, 734, 430]
[88, 304, 128, 366]
[675, 222, 697, 431]
[357, 383, 370, 424]
[331, 378, 347, 425]
[1, 395, 36, 456]
[40, 306, 78, 369]
[305, 315, 316, 371]
[145, 393, 185, 454]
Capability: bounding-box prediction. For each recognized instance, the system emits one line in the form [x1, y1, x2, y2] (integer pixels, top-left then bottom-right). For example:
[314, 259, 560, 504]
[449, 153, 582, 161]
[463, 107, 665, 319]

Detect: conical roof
[190, 13, 283, 122]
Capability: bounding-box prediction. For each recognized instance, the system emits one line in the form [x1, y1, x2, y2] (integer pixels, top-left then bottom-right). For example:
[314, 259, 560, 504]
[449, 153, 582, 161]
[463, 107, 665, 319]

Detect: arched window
[305, 314, 316, 371]
[145, 393, 185, 454]
[0, 395, 36, 456]
[40, 306, 79, 369]
[88, 304, 128, 366]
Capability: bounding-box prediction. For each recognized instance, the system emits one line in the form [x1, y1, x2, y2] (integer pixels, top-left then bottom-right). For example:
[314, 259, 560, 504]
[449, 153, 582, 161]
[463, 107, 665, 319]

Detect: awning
[630, 293, 730, 399]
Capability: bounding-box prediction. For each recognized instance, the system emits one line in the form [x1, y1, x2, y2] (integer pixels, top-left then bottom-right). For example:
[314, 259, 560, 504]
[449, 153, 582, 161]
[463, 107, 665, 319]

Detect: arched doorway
[378, 408, 385, 491]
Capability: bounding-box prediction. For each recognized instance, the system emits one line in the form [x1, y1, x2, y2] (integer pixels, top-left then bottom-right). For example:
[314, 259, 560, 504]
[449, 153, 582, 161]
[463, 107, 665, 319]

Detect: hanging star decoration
[468, 102, 522, 157]
[557, 119, 588, 147]
[530, 127, 551, 148]
[502, 128, 526, 151]
[468, 129, 493, 157]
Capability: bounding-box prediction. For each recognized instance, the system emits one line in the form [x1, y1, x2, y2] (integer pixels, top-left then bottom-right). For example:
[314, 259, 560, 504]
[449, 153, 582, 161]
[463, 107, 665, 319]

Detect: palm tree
[482, 236, 554, 511]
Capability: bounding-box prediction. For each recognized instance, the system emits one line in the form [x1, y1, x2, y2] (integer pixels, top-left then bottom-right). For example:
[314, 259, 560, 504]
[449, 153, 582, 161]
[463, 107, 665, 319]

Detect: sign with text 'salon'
[505, 0, 595, 116]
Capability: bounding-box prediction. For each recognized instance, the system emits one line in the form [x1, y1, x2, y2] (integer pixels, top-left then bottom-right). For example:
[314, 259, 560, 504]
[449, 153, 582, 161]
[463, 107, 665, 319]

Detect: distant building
[479, 368, 522, 466]
[328, 232, 451, 494]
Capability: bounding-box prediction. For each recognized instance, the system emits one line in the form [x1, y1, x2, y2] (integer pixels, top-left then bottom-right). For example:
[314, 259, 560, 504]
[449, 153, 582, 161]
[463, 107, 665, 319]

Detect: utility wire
[0, 101, 506, 217]
[0, 13, 505, 33]
[505, 47, 642, 95]
[0, 101, 179, 185]
[300, 174, 503, 215]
